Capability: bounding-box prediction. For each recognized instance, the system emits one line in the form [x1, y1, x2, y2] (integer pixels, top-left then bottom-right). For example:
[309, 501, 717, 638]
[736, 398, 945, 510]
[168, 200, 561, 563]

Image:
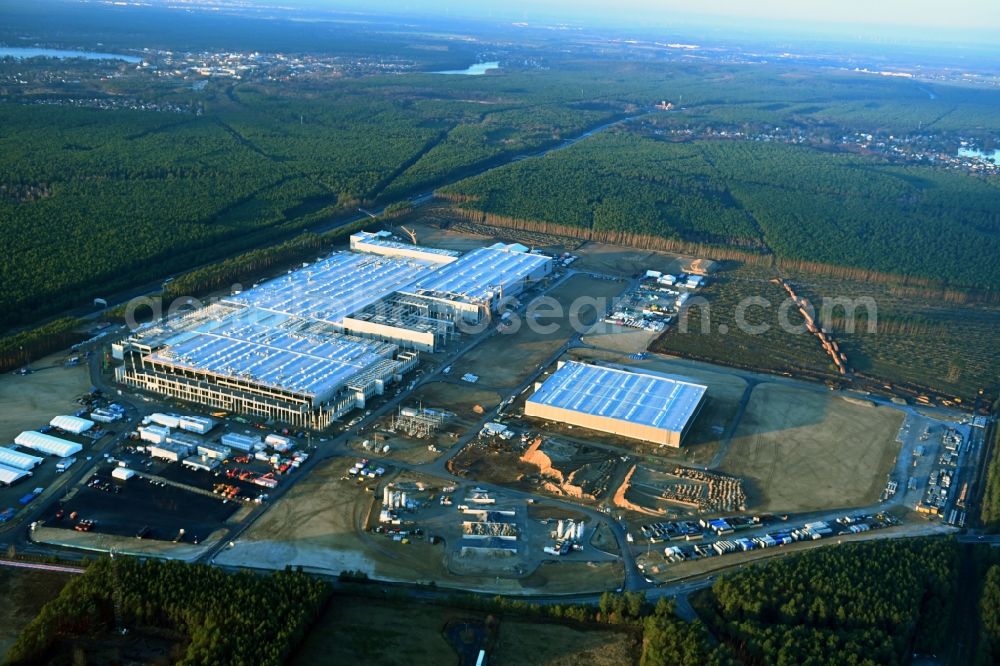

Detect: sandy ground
[408, 381, 501, 417]
[0, 352, 92, 443]
[217, 458, 622, 594]
[493, 620, 636, 666]
[581, 323, 659, 356]
[720, 385, 905, 513]
[571, 242, 687, 278]
[458, 274, 626, 390]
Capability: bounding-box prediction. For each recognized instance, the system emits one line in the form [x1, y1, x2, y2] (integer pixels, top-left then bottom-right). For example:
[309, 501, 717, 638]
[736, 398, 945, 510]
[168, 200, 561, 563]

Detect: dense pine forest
[3, 51, 1000, 330]
[4, 558, 330, 665]
[441, 130, 1000, 289]
[694, 538, 961, 665]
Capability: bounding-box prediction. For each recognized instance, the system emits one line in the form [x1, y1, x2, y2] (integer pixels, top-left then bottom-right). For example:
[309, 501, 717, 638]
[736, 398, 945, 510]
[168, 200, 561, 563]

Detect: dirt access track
[720, 383, 904, 513]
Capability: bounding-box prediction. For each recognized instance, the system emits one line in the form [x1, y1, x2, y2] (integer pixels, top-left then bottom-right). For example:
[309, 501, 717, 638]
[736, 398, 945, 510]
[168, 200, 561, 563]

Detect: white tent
[0, 462, 31, 486]
[0, 446, 44, 470]
[50, 415, 94, 434]
[14, 431, 83, 458]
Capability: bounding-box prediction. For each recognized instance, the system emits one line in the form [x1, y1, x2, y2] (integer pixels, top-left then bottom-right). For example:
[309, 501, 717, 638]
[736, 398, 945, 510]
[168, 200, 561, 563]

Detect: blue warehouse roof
[527, 361, 707, 433]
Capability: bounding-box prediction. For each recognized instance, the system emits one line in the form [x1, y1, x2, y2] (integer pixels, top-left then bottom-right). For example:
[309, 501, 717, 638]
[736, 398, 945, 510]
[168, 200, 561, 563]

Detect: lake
[434, 61, 499, 76]
[0, 46, 142, 63]
[958, 147, 1000, 163]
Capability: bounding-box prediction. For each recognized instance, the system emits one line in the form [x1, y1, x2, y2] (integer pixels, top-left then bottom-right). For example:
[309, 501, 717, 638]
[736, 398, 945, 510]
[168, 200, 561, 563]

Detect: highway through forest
[50, 112, 643, 329]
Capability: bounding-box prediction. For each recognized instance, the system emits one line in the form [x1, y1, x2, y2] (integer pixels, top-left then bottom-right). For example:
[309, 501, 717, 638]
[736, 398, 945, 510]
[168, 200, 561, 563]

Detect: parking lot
[43, 464, 239, 544]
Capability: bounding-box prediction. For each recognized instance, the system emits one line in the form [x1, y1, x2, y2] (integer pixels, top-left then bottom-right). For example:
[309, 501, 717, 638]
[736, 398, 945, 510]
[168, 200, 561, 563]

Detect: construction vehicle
[400, 226, 418, 244]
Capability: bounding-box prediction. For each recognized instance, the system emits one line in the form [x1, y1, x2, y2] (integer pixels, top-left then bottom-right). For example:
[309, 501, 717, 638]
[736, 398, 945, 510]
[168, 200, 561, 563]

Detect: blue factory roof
[405, 245, 551, 303]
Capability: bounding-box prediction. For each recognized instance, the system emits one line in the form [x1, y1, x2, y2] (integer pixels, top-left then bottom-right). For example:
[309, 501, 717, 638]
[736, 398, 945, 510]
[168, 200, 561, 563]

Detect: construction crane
[400, 226, 418, 245]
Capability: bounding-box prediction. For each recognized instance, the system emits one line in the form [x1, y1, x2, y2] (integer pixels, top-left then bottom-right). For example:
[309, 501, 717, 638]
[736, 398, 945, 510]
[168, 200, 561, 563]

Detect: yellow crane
[400, 226, 418, 244]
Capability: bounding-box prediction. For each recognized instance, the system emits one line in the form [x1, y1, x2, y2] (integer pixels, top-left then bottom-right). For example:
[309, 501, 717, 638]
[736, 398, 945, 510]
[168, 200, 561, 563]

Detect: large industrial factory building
[115, 234, 552, 428]
[524, 361, 707, 447]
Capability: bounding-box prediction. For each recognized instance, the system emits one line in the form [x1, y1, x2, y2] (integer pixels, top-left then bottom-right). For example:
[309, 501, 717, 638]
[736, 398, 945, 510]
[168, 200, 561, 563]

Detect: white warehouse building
[50, 414, 94, 434]
[0, 447, 44, 470]
[0, 463, 31, 486]
[14, 431, 84, 458]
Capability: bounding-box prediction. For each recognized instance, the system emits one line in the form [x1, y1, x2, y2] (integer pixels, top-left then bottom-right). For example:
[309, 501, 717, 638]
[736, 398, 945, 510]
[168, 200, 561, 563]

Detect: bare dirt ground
[720, 384, 905, 513]
[0, 352, 91, 443]
[0, 567, 72, 660]
[570, 242, 687, 278]
[581, 323, 659, 356]
[457, 274, 627, 390]
[408, 381, 501, 418]
[392, 216, 494, 253]
[493, 620, 637, 666]
[218, 458, 616, 594]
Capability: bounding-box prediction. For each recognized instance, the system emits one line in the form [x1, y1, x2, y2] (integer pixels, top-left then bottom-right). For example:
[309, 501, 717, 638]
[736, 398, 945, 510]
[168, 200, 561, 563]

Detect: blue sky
[298, 0, 1000, 43]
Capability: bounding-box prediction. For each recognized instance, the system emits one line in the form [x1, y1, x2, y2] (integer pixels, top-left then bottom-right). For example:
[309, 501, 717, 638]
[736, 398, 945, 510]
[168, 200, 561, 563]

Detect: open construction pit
[609, 462, 747, 519]
[447, 433, 624, 506]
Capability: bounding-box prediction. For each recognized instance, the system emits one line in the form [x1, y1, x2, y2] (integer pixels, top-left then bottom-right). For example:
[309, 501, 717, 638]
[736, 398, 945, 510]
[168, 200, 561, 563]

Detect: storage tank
[556, 519, 565, 540]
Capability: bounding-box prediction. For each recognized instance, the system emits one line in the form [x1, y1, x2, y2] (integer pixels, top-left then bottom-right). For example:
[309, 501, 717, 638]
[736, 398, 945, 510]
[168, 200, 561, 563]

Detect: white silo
[556, 519, 565, 540]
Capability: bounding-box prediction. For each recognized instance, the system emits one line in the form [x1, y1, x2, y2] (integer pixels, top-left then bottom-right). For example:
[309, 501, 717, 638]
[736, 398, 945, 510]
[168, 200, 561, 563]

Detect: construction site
[112, 234, 553, 428]
[213, 457, 621, 593]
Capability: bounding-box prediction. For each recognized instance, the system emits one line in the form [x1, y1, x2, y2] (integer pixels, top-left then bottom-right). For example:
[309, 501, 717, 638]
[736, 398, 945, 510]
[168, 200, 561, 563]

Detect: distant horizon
[261, 0, 1000, 48]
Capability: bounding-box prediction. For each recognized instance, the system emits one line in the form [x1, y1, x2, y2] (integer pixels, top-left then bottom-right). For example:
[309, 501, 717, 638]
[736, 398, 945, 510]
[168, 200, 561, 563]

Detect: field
[650, 263, 1000, 401]
[720, 384, 904, 512]
[0, 567, 72, 661]
[492, 621, 637, 666]
[293, 597, 475, 666]
[0, 353, 91, 443]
